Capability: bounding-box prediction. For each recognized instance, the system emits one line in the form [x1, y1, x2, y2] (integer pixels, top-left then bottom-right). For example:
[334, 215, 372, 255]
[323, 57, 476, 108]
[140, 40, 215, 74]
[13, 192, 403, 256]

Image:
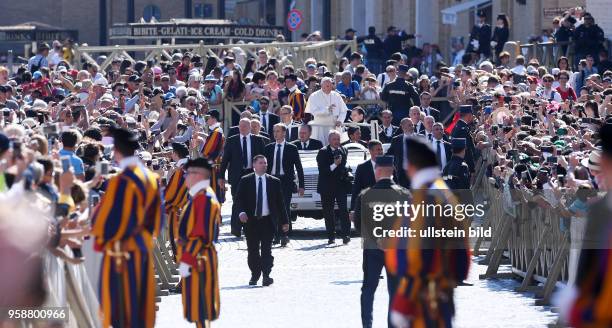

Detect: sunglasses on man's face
[543, 79, 553, 83]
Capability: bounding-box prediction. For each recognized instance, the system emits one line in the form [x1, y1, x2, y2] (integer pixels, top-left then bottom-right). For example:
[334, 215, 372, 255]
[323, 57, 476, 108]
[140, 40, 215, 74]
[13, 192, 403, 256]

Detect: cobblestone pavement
[157, 197, 558, 328]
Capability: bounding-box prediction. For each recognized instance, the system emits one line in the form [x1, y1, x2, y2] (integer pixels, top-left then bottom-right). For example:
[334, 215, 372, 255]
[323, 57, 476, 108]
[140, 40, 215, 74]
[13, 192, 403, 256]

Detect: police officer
[355, 155, 410, 328]
[380, 64, 420, 126]
[443, 138, 471, 190]
[451, 105, 476, 174]
[358, 26, 385, 75]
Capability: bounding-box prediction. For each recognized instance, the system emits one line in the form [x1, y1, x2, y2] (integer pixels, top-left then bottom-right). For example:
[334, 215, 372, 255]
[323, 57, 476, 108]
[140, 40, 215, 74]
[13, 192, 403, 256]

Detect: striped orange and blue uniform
[385, 178, 470, 328]
[165, 167, 189, 262]
[178, 186, 221, 326]
[91, 164, 164, 328]
[201, 126, 225, 203]
[289, 89, 306, 121]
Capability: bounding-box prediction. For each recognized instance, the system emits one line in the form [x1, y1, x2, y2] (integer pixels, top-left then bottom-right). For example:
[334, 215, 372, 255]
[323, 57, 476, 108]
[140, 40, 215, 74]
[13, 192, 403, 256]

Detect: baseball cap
[128, 75, 142, 83]
[32, 71, 43, 80]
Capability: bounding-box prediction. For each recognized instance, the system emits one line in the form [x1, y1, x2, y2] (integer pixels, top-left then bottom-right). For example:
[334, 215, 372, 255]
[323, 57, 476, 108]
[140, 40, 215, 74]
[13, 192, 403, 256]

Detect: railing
[73, 39, 357, 73]
[474, 157, 571, 306]
[504, 39, 612, 70]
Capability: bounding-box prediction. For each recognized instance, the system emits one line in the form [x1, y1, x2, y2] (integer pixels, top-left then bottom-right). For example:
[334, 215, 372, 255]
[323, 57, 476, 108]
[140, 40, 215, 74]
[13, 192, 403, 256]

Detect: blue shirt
[336, 80, 360, 99]
[59, 149, 85, 176]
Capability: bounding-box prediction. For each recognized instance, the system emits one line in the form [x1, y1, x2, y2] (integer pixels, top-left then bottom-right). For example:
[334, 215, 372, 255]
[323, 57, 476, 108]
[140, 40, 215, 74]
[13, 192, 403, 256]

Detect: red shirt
[556, 86, 577, 101]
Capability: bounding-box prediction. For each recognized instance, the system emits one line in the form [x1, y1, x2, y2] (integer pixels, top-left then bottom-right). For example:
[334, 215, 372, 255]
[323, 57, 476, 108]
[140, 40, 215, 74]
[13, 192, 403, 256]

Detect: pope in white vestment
[304, 77, 349, 146]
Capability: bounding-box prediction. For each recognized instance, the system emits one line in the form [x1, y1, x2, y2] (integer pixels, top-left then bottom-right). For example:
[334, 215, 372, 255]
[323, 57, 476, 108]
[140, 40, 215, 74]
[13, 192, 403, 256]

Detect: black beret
[110, 127, 139, 152]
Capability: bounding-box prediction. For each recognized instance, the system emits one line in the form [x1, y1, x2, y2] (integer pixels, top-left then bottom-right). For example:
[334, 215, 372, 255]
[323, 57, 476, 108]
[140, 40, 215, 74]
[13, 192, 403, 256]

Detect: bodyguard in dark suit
[316, 130, 351, 244]
[355, 156, 408, 328]
[385, 118, 414, 189]
[379, 109, 399, 144]
[258, 96, 279, 133]
[293, 124, 324, 150]
[451, 105, 476, 173]
[432, 122, 452, 170]
[264, 123, 305, 246]
[237, 155, 289, 286]
[219, 118, 267, 237]
[350, 140, 383, 233]
[419, 92, 441, 122]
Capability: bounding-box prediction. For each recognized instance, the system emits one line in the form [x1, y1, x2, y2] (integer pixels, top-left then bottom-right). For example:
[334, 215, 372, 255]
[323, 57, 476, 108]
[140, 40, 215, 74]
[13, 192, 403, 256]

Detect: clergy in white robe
[304, 77, 349, 146]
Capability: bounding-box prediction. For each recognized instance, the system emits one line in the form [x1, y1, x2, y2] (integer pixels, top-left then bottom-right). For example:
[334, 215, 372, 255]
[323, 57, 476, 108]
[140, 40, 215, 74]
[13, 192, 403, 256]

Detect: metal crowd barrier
[474, 158, 570, 306]
[74, 39, 357, 73]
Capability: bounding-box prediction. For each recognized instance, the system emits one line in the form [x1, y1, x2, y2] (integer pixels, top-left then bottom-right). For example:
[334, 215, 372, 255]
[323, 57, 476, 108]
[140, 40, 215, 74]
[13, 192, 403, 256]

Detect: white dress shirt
[254, 173, 270, 216]
[433, 138, 447, 169]
[300, 140, 309, 149]
[383, 125, 394, 138]
[272, 142, 286, 175]
[240, 133, 253, 168]
[424, 131, 433, 141]
[329, 146, 341, 171]
[189, 179, 210, 197]
[119, 156, 148, 179]
[422, 106, 435, 118]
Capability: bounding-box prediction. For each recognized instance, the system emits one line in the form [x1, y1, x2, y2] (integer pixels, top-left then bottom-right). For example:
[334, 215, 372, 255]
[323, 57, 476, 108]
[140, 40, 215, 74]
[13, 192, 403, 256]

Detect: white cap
[551, 68, 560, 75]
[100, 93, 114, 103]
[31, 99, 48, 109]
[94, 77, 109, 87]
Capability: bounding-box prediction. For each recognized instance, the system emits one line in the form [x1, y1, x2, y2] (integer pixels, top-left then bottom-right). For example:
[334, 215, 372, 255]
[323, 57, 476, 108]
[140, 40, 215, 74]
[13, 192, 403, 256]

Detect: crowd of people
[1, 5, 611, 327]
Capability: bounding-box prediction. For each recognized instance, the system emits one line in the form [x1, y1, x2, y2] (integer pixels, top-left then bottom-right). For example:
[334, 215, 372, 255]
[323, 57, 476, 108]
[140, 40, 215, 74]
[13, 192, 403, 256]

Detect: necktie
[428, 133, 432, 141]
[242, 136, 248, 168]
[286, 127, 290, 141]
[256, 176, 263, 218]
[262, 114, 267, 131]
[303, 142, 307, 149]
[436, 141, 442, 168]
[275, 144, 282, 176]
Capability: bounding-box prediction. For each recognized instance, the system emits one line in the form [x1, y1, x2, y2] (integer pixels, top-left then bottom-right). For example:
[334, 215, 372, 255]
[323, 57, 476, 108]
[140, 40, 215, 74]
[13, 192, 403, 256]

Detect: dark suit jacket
[220, 134, 266, 188]
[350, 160, 376, 211]
[316, 145, 348, 194]
[379, 125, 399, 144]
[421, 106, 441, 122]
[285, 125, 299, 142]
[292, 138, 324, 150]
[260, 112, 280, 133]
[236, 173, 288, 231]
[451, 119, 475, 172]
[264, 142, 305, 189]
[432, 139, 452, 166]
[385, 134, 411, 188]
[258, 134, 271, 145]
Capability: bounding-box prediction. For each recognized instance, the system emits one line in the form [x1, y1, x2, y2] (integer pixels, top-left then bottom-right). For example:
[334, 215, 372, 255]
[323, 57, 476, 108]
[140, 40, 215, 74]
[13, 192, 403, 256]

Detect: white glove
[490, 41, 498, 47]
[179, 262, 191, 278]
[471, 39, 480, 50]
[389, 311, 410, 328]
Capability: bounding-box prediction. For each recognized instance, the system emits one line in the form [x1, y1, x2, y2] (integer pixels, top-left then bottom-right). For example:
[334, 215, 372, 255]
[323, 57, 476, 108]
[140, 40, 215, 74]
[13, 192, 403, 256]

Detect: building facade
[0, 0, 588, 58]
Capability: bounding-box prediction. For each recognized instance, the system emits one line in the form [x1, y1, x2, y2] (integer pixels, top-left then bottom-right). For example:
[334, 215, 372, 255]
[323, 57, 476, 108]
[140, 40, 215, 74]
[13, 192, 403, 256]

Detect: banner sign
[110, 23, 284, 40]
[0, 30, 78, 42]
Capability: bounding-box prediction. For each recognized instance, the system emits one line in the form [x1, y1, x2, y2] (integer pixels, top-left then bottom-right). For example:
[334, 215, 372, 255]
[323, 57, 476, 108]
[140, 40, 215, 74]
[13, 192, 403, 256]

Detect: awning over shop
[441, 0, 492, 25]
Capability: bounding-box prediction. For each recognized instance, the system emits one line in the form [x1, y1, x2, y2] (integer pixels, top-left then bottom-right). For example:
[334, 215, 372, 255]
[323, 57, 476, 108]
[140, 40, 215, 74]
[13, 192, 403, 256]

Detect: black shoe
[249, 275, 260, 286]
[272, 237, 280, 245]
[280, 236, 289, 247]
[169, 283, 182, 294]
[342, 236, 351, 245]
[327, 238, 335, 245]
[262, 276, 274, 286]
[457, 281, 474, 286]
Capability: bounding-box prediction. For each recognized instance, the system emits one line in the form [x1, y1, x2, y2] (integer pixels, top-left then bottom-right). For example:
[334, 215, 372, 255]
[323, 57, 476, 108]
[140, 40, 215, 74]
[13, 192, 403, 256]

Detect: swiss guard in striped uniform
[285, 73, 306, 121]
[177, 157, 221, 327]
[200, 109, 226, 203]
[165, 142, 190, 261]
[563, 123, 612, 327]
[91, 127, 164, 328]
[385, 136, 470, 328]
